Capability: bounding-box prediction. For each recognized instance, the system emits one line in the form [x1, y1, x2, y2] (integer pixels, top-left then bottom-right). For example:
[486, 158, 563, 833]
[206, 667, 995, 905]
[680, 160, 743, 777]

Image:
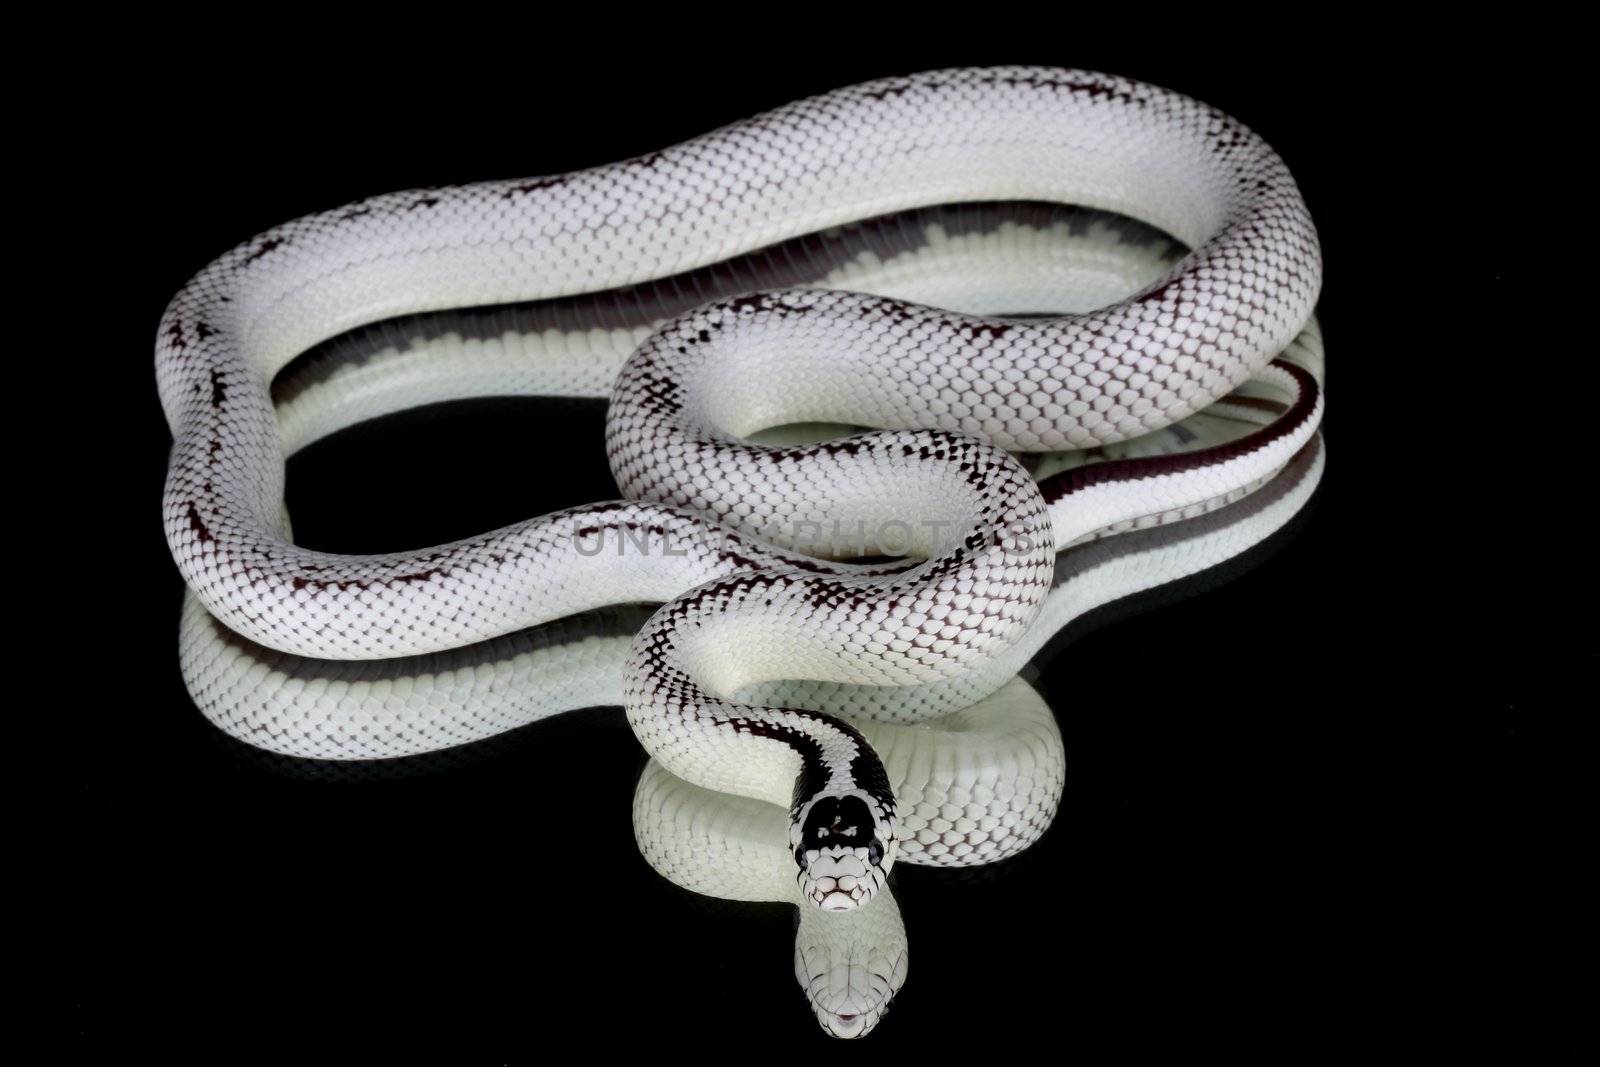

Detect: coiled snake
[158, 68, 1323, 917]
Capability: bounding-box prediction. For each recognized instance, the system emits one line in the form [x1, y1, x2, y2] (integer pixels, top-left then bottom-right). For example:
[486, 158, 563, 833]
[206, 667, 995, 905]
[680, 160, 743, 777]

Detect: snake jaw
[793, 789, 897, 910]
[814, 1003, 888, 1040]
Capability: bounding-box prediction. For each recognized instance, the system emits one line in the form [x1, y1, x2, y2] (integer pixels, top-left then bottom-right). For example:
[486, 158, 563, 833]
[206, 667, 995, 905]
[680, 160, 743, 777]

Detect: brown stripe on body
[1038, 361, 1320, 505]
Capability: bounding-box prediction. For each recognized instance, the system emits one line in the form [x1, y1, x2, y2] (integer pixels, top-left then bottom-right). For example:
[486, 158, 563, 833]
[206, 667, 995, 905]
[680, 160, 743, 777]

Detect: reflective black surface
[93, 40, 1525, 1057]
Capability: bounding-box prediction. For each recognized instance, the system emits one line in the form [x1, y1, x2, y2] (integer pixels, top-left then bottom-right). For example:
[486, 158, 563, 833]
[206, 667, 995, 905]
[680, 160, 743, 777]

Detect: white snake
[195, 429, 1325, 1037]
[158, 67, 1323, 917]
[635, 463, 1319, 1036]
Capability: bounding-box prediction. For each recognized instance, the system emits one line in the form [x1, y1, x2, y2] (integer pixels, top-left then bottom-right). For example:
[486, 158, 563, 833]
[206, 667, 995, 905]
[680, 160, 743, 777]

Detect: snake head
[792, 789, 897, 911]
[794, 891, 908, 1039]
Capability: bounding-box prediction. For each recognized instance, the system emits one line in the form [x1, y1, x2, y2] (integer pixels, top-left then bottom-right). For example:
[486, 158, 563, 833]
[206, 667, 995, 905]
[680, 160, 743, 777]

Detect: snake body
[190, 427, 1325, 1037]
[159, 68, 1322, 912]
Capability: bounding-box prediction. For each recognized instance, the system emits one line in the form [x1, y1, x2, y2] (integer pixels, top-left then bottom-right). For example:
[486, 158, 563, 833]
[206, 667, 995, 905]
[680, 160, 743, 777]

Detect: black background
[85, 32, 1527, 1058]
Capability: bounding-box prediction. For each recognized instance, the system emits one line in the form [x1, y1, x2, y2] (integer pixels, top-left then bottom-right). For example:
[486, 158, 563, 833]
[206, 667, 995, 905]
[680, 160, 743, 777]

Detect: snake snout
[819, 1009, 878, 1039]
[803, 851, 878, 910]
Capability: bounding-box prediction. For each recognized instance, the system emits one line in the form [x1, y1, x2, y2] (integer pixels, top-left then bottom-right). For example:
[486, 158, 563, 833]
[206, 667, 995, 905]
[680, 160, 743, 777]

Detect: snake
[190, 425, 1325, 1038]
[158, 67, 1323, 916]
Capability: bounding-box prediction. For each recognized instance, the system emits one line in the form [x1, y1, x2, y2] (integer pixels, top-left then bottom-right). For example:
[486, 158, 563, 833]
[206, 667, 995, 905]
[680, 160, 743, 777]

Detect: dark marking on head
[797, 794, 885, 864]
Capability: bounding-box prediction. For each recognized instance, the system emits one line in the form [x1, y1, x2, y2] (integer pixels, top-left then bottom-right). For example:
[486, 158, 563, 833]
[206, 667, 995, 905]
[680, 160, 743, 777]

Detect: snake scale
[158, 67, 1323, 919]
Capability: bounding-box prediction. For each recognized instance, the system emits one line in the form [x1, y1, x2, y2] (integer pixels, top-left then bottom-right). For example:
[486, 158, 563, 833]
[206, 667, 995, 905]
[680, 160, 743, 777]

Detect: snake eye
[867, 840, 884, 867]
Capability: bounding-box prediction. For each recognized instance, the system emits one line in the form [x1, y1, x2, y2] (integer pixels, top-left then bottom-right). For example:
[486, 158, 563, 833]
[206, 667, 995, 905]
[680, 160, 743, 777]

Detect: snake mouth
[820, 1010, 876, 1039]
